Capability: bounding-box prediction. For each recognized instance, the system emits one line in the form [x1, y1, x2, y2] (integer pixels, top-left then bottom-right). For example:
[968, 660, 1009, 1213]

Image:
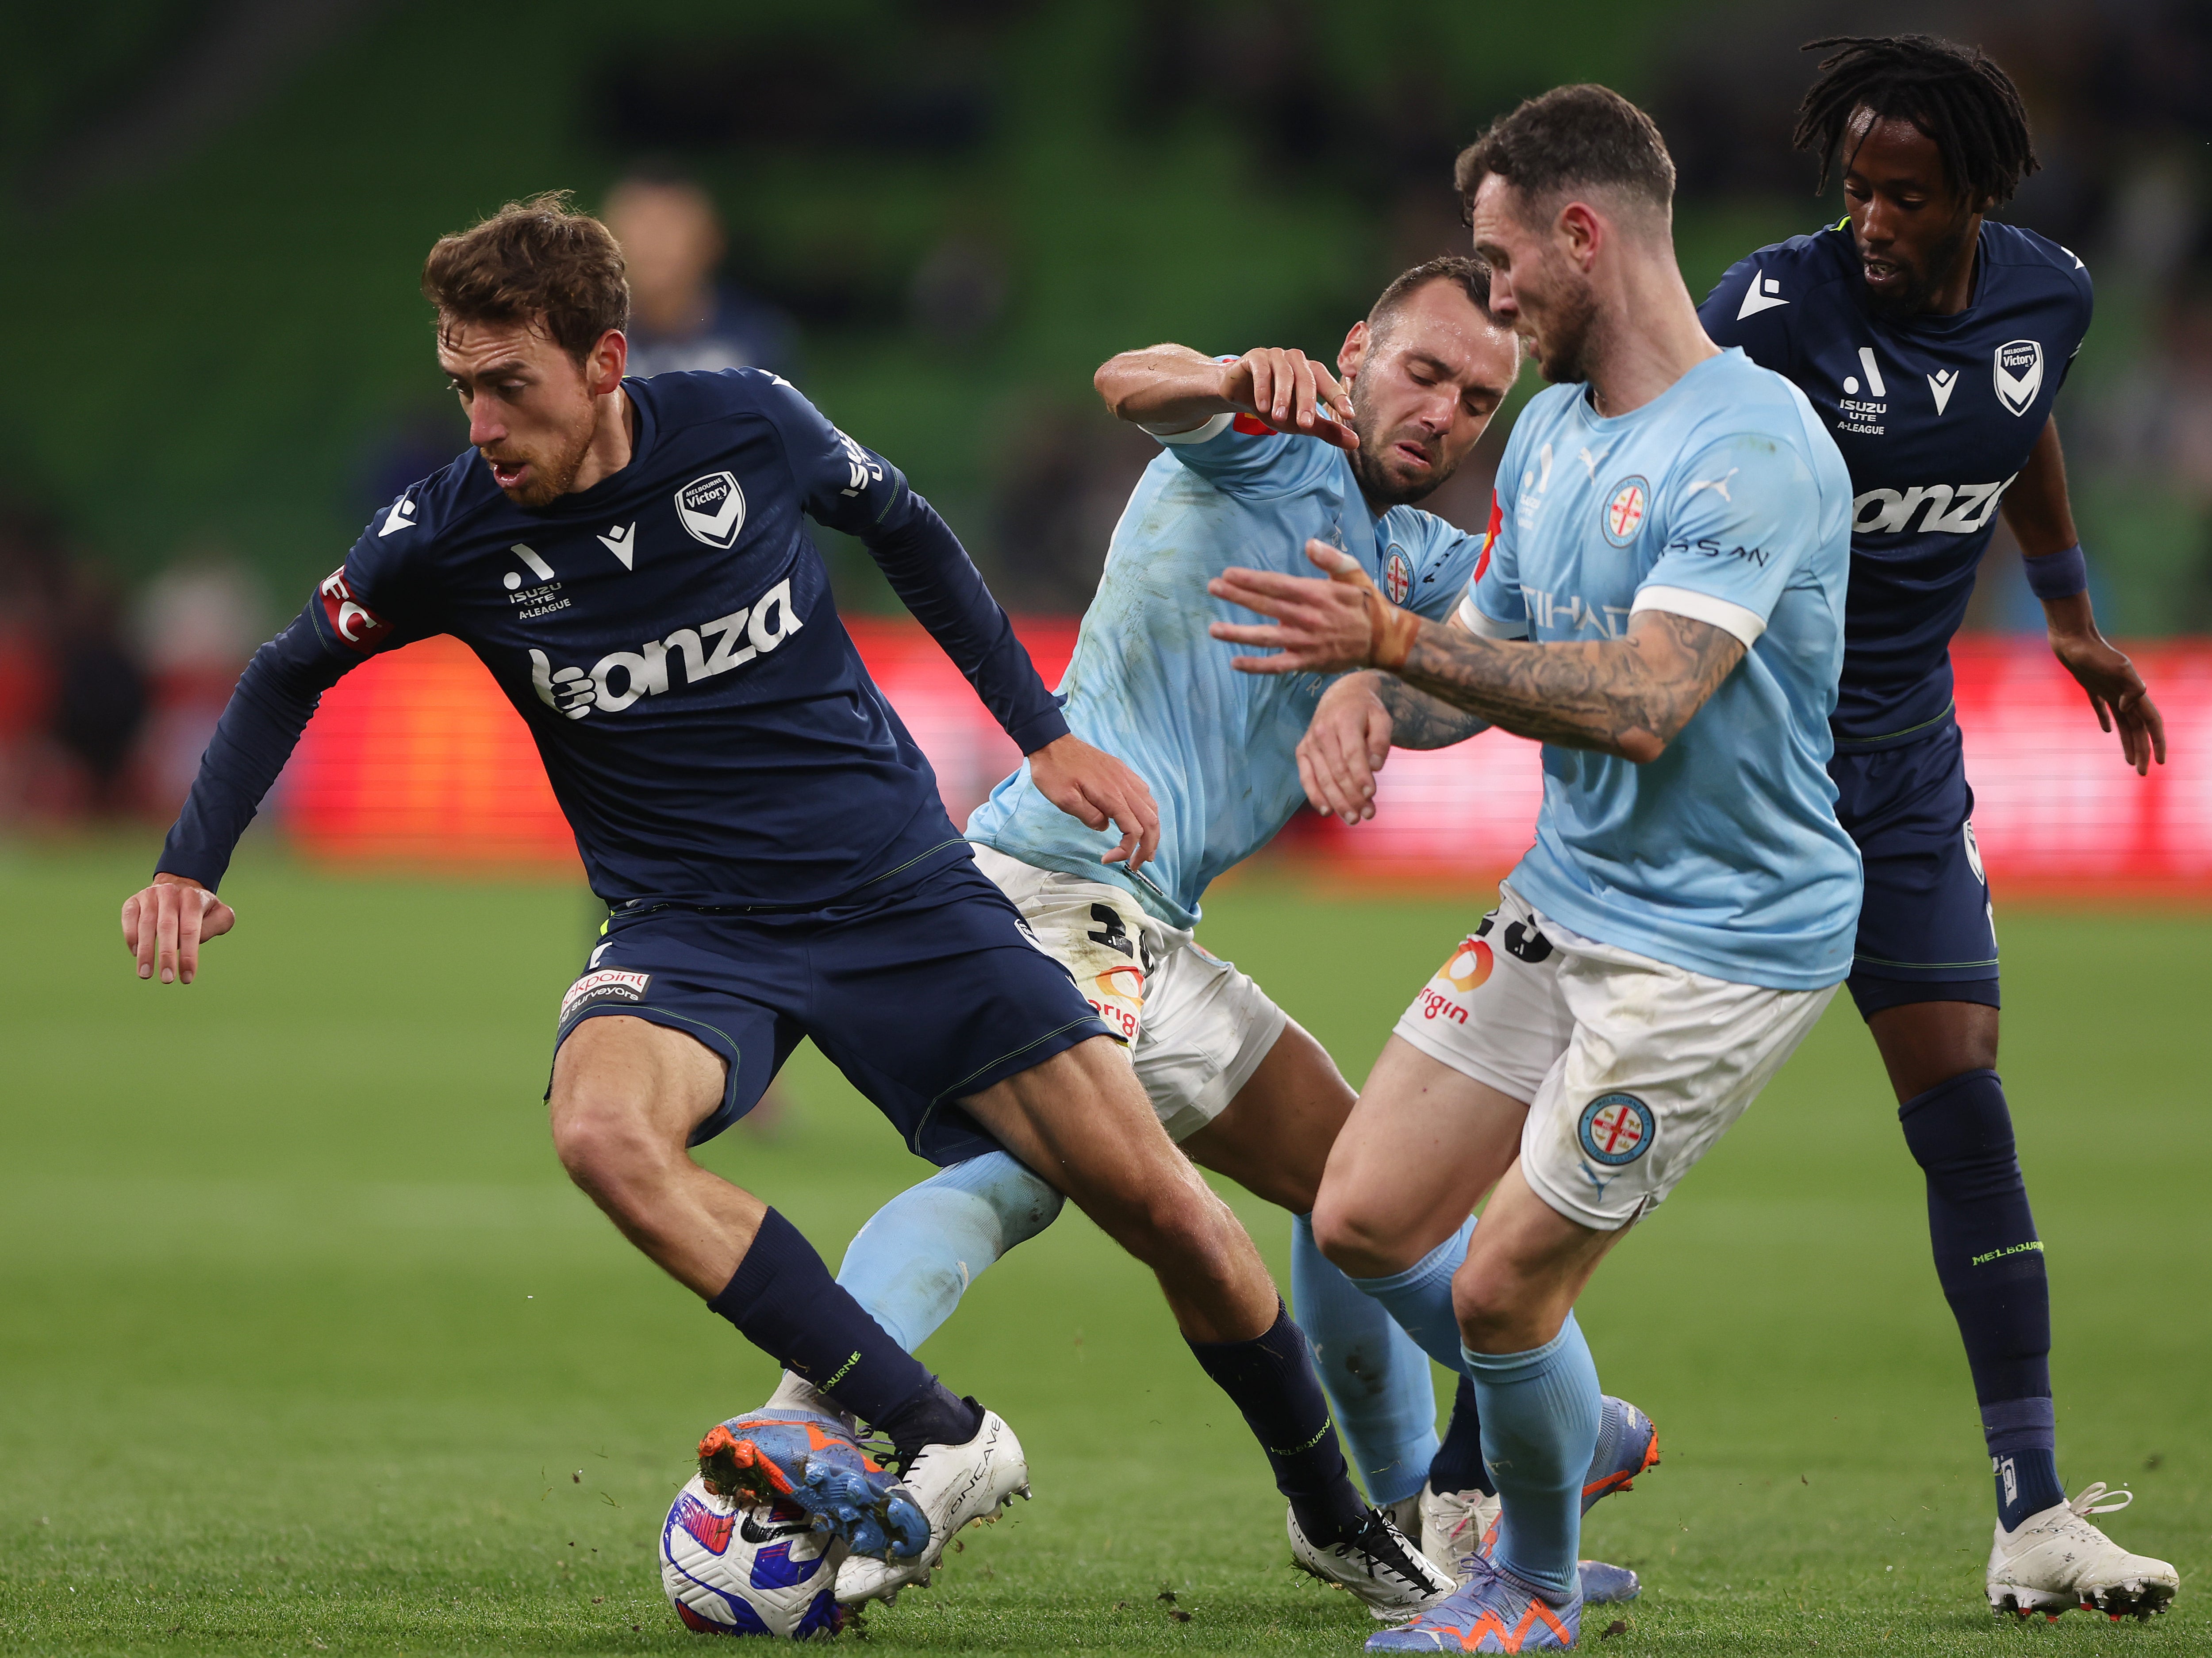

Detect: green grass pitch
[1, 841, 2204, 1655]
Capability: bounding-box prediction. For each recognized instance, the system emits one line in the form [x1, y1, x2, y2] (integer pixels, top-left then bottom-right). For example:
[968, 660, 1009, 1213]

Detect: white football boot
[1986, 1482, 2178, 1620]
[1288, 1505, 1455, 1621]
[833, 1405, 1029, 1606]
[1418, 1481, 1501, 1583]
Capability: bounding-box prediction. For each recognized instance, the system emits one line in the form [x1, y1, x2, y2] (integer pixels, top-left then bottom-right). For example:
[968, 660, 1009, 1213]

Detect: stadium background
[3, 2, 2208, 1654]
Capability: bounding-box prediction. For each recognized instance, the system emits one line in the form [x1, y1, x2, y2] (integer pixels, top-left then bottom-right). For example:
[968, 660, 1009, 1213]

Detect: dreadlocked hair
[1793, 34, 2038, 210]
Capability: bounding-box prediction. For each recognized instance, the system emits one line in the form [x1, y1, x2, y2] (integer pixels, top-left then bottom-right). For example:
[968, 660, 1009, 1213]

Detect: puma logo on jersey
[1684, 468, 1738, 503]
[1851, 476, 2018, 537]
[528, 577, 805, 720]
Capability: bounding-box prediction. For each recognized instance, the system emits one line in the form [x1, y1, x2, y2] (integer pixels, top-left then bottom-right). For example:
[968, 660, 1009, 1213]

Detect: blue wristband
[2023, 542, 2088, 601]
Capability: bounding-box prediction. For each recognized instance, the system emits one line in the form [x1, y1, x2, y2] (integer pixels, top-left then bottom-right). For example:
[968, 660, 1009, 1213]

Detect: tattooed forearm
[1395, 611, 1746, 763]
[1368, 673, 1490, 749]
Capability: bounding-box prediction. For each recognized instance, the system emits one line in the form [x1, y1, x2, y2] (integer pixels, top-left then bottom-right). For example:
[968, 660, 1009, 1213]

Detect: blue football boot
[1368, 1554, 1581, 1653]
[1581, 1396, 1659, 1512]
[1578, 1559, 1641, 1604]
[696, 1409, 930, 1561]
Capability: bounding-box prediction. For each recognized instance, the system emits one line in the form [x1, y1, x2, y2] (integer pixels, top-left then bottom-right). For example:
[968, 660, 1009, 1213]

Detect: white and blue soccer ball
[660, 1474, 846, 1639]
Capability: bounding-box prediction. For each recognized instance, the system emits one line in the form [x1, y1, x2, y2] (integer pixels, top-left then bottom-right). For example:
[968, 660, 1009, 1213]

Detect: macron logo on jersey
[380, 495, 417, 536]
[1736, 269, 1788, 319]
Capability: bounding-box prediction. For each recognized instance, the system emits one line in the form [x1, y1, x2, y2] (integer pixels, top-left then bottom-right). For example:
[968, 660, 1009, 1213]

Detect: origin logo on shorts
[1577, 1093, 1654, 1166]
[1442, 936, 1494, 992]
[560, 969, 652, 1022]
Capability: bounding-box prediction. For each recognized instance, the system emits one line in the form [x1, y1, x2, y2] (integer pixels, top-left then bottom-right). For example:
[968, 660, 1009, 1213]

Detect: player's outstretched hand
[1209, 541, 1422, 675]
[121, 873, 235, 985]
[2051, 630, 2168, 776]
[1299, 675, 1394, 824]
[1028, 734, 1162, 870]
[1221, 349, 1359, 451]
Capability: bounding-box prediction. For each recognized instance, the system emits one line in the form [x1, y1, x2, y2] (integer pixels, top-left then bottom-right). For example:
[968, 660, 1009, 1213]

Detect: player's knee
[1450, 1255, 1536, 1351]
[550, 1087, 669, 1205]
[1898, 1068, 2022, 1200]
[1310, 1191, 1419, 1280]
[1118, 1180, 1242, 1282]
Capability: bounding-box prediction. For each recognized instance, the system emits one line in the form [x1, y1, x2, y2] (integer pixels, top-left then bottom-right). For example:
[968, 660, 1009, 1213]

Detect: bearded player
[803, 259, 1649, 1612]
[117, 194, 1422, 1605]
[1696, 36, 2177, 1620]
[1234, 87, 1861, 1650]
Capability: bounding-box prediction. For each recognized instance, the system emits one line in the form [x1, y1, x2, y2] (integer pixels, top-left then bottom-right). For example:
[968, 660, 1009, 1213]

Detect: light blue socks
[835, 1154, 1452, 1512]
[834, 1150, 1064, 1351]
[1463, 1313, 1601, 1602]
[1348, 1214, 1479, 1374]
[1290, 1213, 1440, 1506]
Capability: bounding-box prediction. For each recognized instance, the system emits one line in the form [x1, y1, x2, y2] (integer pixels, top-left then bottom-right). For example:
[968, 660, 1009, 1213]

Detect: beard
[1525, 275, 1600, 388]
[486, 416, 595, 508]
[1859, 215, 1973, 321]
[1347, 403, 1455, 508]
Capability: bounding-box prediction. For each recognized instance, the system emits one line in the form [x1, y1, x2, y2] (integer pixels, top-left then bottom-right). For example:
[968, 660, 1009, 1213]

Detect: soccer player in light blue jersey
[838, 260, 1502, 1609]
[1214, 87, 1860, 1651]
[812, 259, 1557, 1616]
[813, 258, 1652, 1613]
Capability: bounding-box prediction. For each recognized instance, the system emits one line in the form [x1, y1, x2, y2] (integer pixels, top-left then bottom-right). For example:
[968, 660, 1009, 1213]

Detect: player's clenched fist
[1221, 349, 1359, 451]
[121, 873, 235, 985]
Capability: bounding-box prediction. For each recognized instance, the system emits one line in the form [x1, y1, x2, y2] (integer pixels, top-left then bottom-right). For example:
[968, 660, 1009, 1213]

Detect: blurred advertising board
[285, 622, 2212, 897]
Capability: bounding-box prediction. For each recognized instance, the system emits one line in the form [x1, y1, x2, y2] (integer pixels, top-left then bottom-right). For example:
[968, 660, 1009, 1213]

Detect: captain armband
[2021, 542, 2088, 602]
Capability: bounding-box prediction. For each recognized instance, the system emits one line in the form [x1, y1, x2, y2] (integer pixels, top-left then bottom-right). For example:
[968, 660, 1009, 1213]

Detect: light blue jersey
[1465, 348, 1861, 990]
[968, 411, 1482, 929]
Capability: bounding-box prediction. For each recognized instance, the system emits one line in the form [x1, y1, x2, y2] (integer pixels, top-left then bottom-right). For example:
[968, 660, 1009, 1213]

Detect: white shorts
[971, 845, 1288, 1142]
[1393, 883, 1836, 1229]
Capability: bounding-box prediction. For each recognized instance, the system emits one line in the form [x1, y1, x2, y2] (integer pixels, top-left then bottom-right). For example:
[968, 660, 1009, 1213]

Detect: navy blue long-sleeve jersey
[1701, 219, 2092, 750]
[160, 369, 1069, 908]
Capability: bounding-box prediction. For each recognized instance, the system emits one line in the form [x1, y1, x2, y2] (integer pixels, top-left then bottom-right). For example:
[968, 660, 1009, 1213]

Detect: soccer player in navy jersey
[116, 193, 1423, 1598]
[1697, 38, 2175, 1620]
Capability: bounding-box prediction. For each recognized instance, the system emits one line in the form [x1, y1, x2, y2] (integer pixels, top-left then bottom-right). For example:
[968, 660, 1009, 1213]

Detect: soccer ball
[660, 1474, 847, 1639]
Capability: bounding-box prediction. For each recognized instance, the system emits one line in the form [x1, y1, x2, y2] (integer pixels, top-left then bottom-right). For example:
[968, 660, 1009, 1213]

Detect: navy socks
[709, 1207, 977, 1454]
[1189, 1300, 1369, 1545]
[1429, 1374, 1496, 1497]
[1897, 1069, 2063, 1528]
[1985, 1397, 2062, 1531]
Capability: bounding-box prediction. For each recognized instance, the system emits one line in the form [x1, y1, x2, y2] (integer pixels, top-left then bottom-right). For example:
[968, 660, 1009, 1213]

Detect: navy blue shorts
[1829, 720, 2001, 1020]
[552, 855, 1112, 1165]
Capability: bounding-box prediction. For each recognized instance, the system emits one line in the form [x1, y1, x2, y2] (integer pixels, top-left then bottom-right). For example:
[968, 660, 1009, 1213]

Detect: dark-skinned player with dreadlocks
[1696, 35, 2177, 1621]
